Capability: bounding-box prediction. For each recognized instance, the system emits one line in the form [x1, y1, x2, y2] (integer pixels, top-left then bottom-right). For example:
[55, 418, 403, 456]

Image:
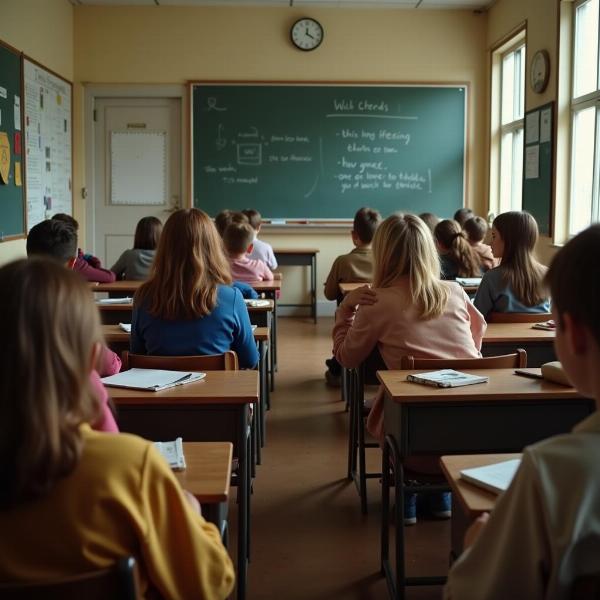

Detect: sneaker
[324, 370, 341, 388]
[427, 492, 452, 519]
[403, 493, 417, 526]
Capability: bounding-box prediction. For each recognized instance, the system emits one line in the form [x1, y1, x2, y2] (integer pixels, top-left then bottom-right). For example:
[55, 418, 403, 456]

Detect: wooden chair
[488, 312, 553, 323]
[571, 574, 600, 599]
[400, 348, 527, 369]
[121, 350, 239, 371]
[0, 557, 140, 600]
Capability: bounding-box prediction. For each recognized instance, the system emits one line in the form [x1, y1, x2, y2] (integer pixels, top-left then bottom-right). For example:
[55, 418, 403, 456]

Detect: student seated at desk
[223, 221, 277, 283]
[52, 214, 116, 283]
[418, 212, 440, 235]
[110, 216, 162, 280]
[333, 213, 485, 524]
[473, 211, 550, 319]
[454, 207, 474, 227]
[131, 208, 258, 369]
[434, 219, 482, 280]
[0, 259, 235, 599]
[27, 220, 120, 433]
[463, 215, 496, 271]
[445, 224, 600, 600]
[324, 206, 381, 386]
[242, 208, 278, 270]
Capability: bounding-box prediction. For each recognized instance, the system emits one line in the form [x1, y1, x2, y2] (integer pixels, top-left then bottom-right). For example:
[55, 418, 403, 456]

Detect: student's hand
[273, 273, 282, 280]
[183, 490, 202, 517]
[464, 512, 489, 549]
[342, 286, 377, 310]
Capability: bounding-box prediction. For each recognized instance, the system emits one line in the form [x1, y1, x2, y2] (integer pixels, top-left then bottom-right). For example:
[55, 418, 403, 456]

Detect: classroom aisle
[234, 317, 449, 600]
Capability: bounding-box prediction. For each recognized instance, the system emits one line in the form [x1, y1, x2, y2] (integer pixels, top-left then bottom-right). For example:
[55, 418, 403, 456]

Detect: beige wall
[0, 0, 73, 266]
[487, 0, 560, 265]
[74, 5, 488, 309]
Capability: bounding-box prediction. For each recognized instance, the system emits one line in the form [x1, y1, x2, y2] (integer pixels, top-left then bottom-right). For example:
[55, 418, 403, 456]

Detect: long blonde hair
[373, 213, 450, 319]
[493, 211, 547, 306]
[0, 258, 102, 509]
[136, 208, 232, 320]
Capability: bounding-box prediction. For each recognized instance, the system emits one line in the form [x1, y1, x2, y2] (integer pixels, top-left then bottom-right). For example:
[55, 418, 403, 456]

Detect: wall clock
[291, 18, 324, 51]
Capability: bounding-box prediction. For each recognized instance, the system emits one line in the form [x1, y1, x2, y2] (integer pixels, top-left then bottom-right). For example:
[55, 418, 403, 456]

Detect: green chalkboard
[0, 40, 25, 240]
[522, 102, 554, 236]
[191, 83, 466, 219]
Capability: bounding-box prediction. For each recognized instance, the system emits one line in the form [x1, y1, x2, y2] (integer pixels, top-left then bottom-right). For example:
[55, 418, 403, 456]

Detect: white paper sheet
[540, 108, 552, 143]
[525, 111, 539, 144]
[525, 145, 540, 179]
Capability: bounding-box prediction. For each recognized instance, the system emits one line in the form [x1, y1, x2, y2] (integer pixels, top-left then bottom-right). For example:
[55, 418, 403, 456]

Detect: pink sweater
[89, 346, 122, 433]
[229, 256, 273, 283]
[333, 279, 486, 442]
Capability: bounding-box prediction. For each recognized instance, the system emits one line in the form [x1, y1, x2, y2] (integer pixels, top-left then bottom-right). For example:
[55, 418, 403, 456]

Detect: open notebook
[455, 277, 482, 287]
[244, 299, 271, 308]
[460, 458, 521, 494]
[101, 368, 206, 391]
[154, 438, 186, 471]
[406, 369, 489, 388]
[96, 297, 133, 305]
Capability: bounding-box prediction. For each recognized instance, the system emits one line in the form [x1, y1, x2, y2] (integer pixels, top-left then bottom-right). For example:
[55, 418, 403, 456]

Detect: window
[570, 0, 600, 236]
[490, 33, 526, 215]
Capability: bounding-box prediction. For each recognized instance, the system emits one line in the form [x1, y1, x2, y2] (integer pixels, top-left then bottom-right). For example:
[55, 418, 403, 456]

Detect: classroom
[0, 0, 599, 599]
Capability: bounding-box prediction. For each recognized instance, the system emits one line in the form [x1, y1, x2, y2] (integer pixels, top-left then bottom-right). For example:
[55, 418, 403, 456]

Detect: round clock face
[291, 18, 323, 51]
[531, 50, 550, 94]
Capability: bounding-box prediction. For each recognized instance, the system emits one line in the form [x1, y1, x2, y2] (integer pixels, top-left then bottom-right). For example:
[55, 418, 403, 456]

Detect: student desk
[176, 442, 233, 542]
[248, 279, 281, 374]
[91, 280, 142, 296]
[440, 453, 520, 559]
[377, 368, 594, 600]
[274, 248, 318, 323]
[338, 281, 479, 296]
[482, 322, 556, 367]
[109, 371, 258, 600]
[101, 324, 271, 455]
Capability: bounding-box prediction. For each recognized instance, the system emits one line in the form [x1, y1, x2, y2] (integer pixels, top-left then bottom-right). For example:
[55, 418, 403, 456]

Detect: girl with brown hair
[473, 211, 550, 319]
[111, 216, 163, 280]
[434, 219, 482, 279]
[131, 208, 258, 368]
[0, 258, 234, 598]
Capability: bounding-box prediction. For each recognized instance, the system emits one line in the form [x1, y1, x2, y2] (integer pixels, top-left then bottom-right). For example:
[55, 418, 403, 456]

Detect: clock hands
[305, 28, 315, 40]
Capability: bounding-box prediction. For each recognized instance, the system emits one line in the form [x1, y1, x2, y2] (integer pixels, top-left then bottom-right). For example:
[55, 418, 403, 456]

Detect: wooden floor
[230, 317, 449, 600]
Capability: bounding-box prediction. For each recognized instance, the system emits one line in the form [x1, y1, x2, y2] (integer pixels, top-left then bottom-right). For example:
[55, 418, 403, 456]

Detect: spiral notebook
[101, 368, 206, 391]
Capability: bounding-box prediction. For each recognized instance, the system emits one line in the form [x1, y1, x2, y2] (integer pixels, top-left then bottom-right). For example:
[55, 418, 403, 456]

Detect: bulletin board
[23, 56, 73, 231]
[0, 39, 26, 240]
[522, 102, 554, 236]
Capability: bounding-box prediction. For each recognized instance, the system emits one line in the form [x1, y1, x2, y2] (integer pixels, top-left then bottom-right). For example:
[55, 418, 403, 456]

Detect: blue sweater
[131, 285, 259, 369]
[473, 267, 551, 319]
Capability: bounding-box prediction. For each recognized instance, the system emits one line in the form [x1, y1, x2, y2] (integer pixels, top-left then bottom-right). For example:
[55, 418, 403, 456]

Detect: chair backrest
[400, 349, 527, 370]
[121, 350, 239, 372]
[0, 557, 140, 600]
[571, 574, 600, 600]
[488, 312, 553, 323]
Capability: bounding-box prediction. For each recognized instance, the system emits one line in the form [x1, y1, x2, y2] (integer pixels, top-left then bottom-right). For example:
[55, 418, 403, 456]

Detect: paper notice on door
[14, 161, 21, 186]
[14, 95, 21, 131]
[540, 108, 552, 143]
[525, 145, 539, 179]
[526, 111, 539, 144]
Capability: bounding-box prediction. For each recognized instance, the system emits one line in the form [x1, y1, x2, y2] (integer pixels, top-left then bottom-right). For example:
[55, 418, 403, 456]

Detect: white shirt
[248, 236, 277, 270]
[445, 410, 600, 600]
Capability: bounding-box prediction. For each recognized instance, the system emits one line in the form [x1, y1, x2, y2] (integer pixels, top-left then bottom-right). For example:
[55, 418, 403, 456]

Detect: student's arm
[444, 450, 550, 600]
[130, 306, 147, 355]
[267, 245, 278, 270]
[89, 370, 119, 433]
[332, 287, 380, 369]
[323, 257, 341, 301]
[98, 345, 122, 376]
[261, 262, 274, 281]
[231, 289, 259, 369]
[473, 270, 496, 319]
[463, 289, 486, 350]
[74, 256, 116, 283]
[138, 444, 235, 600]
[110, 251, 128, 280]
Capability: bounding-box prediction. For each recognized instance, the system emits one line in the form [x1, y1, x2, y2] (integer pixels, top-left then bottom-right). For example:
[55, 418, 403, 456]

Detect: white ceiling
[71, 0, 495, 10]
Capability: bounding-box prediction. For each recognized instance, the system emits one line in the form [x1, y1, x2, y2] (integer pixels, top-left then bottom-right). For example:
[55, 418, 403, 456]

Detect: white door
[92, 97, 181, 267]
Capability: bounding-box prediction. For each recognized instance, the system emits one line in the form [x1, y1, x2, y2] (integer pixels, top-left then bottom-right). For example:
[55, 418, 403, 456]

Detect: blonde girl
[332, 213, 485, 523]
[132, 208, 258, 368]
[0, 258, 234, 598]
[473, 211, 550, 319]
[434, 219, 482, 279]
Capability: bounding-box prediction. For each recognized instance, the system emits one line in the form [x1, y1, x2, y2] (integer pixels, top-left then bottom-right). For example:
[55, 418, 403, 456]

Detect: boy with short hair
[453, 207, 474, 227]
[26, 219, 121, 433]
[51, 213, 116, 283]
[242, 208, 278, 270]
[463, 215, 496, 271]
[323, 207, 381, 386]
[223, 221, 275, 282]
[215, 209, 248, 238]
[445, 224, 600, 600]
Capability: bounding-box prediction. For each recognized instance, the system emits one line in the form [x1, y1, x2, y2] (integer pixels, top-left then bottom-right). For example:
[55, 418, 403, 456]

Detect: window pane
[574, 0, 599, 98]
[512, 128, 524, 210]
[570, 107, 596, 235]
[515, 46, 525, 120]
[500, 131, 515, 211]
[502, 52, 515, 124]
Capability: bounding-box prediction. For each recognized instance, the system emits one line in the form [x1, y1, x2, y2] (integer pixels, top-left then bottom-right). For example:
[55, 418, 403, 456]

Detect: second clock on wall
[291, 18, 324, 51]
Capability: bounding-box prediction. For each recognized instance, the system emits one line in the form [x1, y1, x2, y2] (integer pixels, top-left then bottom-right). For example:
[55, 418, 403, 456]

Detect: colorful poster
[0, 131, 11, 184]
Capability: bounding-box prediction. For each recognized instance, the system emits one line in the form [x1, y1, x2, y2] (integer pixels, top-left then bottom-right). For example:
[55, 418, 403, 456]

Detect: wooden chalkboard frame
[23, 54, 74, 232]
[188, 80, 469, 223]
[0, 38, 26, 242]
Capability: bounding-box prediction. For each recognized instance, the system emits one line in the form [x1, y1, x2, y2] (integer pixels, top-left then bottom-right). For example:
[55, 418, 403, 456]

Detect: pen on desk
[514, 369, 544, 380]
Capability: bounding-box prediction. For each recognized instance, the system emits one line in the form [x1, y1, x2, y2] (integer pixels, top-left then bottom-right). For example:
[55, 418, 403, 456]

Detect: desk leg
[311, 253, 317, 323]
[270, 290, 278, 373]
[258, 339, 267, 448]
[237, 407, 249, 600]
